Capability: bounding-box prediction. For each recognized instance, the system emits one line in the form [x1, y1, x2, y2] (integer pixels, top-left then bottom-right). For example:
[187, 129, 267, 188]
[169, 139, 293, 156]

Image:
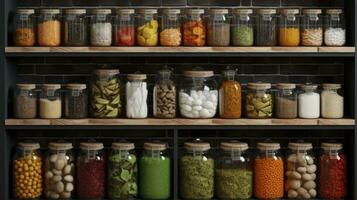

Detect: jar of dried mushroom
[255, 9, 277, 46]
[275, 83, 297, 119]
[207, 9, 230, 46]
[324, 9, 346, 46]
[14, 84, 37, 119]
[231, 9, 254, 46]
[153, 68, 176, 118]
[321, 83, 344, 118]
[301, 9, 323, 46]
[64, 9, 88, 46]
[13, 9, 35, 46]
[65, 84, 88, 119]
[113, 9, 135, 46]
[298, 84, 320, 119]
[90, 9, 112, 46]
[279, 9, 300, 46]
[38, 9, 61, 46]
[245, 83, 273, 118]
[219, 69, 241, 118]
[126, 74, 148, 118]
[183, 9, 206, 46]
[40, 84, 62, 119]
[137, 9, 159, 46]
[160, 9, 182, 46]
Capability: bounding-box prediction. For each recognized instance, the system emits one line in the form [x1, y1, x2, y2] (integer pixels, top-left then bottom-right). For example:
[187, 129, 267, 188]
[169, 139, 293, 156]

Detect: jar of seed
[65, 84, 88, 119]
[64, 9, 88, 46]
[14, 84, 37, 119]
[275, 83, 297, 119]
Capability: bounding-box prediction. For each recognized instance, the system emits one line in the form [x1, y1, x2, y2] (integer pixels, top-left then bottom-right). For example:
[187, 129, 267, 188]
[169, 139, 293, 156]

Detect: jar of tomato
[114, 9, 135, 46]
[183, 9, 206, 46]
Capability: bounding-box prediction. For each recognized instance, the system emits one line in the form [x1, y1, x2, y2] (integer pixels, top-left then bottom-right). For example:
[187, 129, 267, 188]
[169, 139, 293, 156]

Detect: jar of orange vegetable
[183, 9, 206, 46]
[279, 9, 300, 46]
[160, 9, 182, 46]
[219, 69, 241, 118]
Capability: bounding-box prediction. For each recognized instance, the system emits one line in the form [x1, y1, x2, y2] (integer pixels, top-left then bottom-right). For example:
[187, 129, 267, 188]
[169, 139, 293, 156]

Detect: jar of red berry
[113, 9, 135, 46]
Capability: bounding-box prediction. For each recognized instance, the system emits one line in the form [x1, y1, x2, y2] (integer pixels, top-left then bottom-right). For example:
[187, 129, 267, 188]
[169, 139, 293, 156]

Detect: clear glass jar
[64, 9, 88, 46]
[113, 9, 135, 46]
[245, 83, 273, 118]
[231, 9, 254, 46]
[136, 9, 159, 46]
[286, 142, 317, 199]
[139, 142, 171, 199]
[279, 9, 300, 46]
[254, 142, 284, 199]
[14, 9, 36, 46]
[298, 84, 320, 119]
[216, 141, 253, 199]
[183, 9, 206, 46]
[160, 9, 182, 47]
[90, 9, 112, 46]
[207, 9, 230, 46]
[318, 143, 347, 199]
[255, 9, 277, 46]
[153, 68, 176, 118]
[301, 9, 323, 46]
[65, 84, 88, 119]
[126, 74, 148, 118]
[77, 142, 106, 199]
[219, 69, 241, 118]
[45, 142, 74, 199]
[179, 70, 218, 118]
[108, 142, 138, 199]
[321, 83, 343, 118]
[275, 83, 297, 119]
[324, 9, 346, 46]
[14, 84, 37, 119]
[90, 69, 121, 118]
[38, 9, 61, 46]
[39, 84, 61, 119]
[13, 142, 42, 199]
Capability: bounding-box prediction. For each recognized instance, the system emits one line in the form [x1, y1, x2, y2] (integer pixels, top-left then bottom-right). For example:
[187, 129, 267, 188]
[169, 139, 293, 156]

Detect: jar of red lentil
[14, 9, 36, 46]
[38, 9, 61, 46]
[113, 9, 135, 46]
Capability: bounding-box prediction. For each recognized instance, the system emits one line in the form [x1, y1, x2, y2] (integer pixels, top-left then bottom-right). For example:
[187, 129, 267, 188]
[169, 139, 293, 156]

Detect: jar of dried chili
[182, 9, 206, 46]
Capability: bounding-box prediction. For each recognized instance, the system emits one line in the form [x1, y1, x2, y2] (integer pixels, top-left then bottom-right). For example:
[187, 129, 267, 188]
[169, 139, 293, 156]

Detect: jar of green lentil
[231, 9, 254, 46]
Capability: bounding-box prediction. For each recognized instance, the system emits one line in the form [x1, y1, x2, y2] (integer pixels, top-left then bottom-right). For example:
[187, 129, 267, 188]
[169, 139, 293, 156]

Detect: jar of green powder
[231, 9, 254, 46]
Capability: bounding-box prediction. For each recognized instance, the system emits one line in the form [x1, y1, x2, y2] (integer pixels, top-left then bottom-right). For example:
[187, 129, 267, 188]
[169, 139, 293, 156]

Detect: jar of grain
[90, 9, 112, 46]
[298, 84, 320, 119]
[38, 9, 61, 46]
[301, 9, 323, 46]
[113, 9, 135, 46]
[279, 9, 300, 46]
[126, 74, 148, 118]
[324, 9, 346, 46]
[255, 9, 278, 46]
[275, 83, 297, 119]
[64, 9, 88, 46]
[245, 83, 273, 118]
[160, 9, 182, 47]
[321, 83, 343, 118]
[65, 84, 88, 119]
[153, 68, 176, 118]
[182, 9, 206, 46]
[13, 9, 36, 46]
[136, 9, 159, 46]
[14, 84, 37, 119]
[207, 9, 230, 46]
[231, 9, 254, 46]
[219, 69, 241, 118]
[40, 84, 62, 119]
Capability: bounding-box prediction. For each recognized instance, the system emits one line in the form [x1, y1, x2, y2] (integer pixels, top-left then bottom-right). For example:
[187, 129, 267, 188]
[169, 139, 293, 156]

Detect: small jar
[113, 9, 135, 46]
[207, 9, 230, 46]
[13, 9, 36, 46]
[64, 9, 88, 46]
[126, 74, 148, 118]
[153, 68, 176, 118]
[90, 9, 112, 46]
[65, 84, 88, 119]
[77, 142, 106, 199]
[139, 142, 171, 199]
[14, 84, 37, 119]
[298, 84, 320, 119]
[324, 9, 346, 46]
[183, 9, 206, 46]
[216, 141, 253, 199]
[321, 83, 344, 118]
[275, 83, 297, 119]
[231, 9, 254, 46]
[245, 83, 273, 118]
[219, 69, 242, 118]
[179, 70, 218, 118]
[13, 142, 42, 199]
[301, 9, 323, 46]
[136, 9, 159, 46]
[279, 9, 300, 46]
[160, 9, 182, 47]
[38, 9, 61, 46]
[255, 9, 278, 46]
[39, 84, 61, 119]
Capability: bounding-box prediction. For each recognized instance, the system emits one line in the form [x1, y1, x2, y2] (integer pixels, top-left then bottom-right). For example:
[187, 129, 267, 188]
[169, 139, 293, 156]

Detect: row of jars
[13, 8, 345, 47]
[13, 140, 347, 199]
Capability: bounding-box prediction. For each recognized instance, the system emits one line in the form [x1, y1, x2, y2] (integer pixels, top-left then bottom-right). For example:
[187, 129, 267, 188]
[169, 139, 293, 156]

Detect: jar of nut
[153, 68, 176, 118]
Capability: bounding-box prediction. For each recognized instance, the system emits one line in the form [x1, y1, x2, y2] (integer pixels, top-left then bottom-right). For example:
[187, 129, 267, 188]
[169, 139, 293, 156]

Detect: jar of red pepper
[318, 142, 347, 199]
[77, 141, 106, 199]
[113, 9, 135, 46]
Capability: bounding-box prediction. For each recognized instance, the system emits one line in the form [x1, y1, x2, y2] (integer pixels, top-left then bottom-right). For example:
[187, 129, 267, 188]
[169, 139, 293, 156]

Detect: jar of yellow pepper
[279, 9, 300, 46]
[137, 9, 159, 46]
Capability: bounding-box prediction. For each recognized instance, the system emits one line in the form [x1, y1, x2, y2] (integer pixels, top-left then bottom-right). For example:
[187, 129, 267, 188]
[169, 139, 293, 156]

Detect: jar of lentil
[219, 69, 242, 118]
[160, 9, 182, 46]
[324, 9, 346, 46]
[14, 84, 37, 119]
[13, 142, 42, 199]
[13, 9, 36, 46]
[245, 83, 273, 118]
[38, 9, 61, 46]
[298, 84, 320, 119]
[39, 84, 62, 119]
[275, 83, 297, 119]
[255, 9, 277, 46]
[301, 9, 323, 46]
[153, 68, 176, 118]
[90, 9, 112, 46]
[207, 9, 230, 46]
[183, 9, 206, 46]
[64, 9, 88, 46]
[64, 84, 88, 119]
[136, 9, 159, 46]
[279, 9, 300, 46]
[113, 9, 135, 46]
[126, 74, 148, 118]
[321, 83, 344, 118]
[231, 9, 254, 46]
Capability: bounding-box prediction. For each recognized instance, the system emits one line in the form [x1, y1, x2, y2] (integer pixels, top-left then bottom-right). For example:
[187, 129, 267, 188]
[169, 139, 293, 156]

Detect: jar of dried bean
[64, 84, 88, 119]
[64, 9, 88, 46]
[183, 9, 206, 46]
[14, 84, 37, 119]
[324, 9, 346, 46]
[160, 9, 182, 46]
[231, 9, 254, 46]
[39, 84, 62, 119]
[207, 9, 230, 46]
[90, 9, 112, 46]
[298, 84, 320, 119]
[245, 83, 273, 118]
[219, 69, 242, 118]
[255, 9, 277, 46]
[126, 74, 148, 118]
[13, 9, 35, 46]
[302, 9, 323, 46]
[279, 9, 300, 46]
[114, 9, 135, 46]
[153, 68, 176, 118]
[321, 83, 344, 118]
[275, 83, 297, 119]
[38, 9, 61, 46]
[137, 9, 159, 46]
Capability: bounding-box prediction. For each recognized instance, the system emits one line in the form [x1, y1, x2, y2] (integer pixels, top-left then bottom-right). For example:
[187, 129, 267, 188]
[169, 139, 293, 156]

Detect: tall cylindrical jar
[153, 68, 176, 118]
[183, 9, 206, 46]
[207, 9, 230, 46]
[255, 9, 277, 46]
[65, 84, 88, 119]
[14, 9, 36, 46]
[324, 9, 346, 46]
[321, 83, 344, 118]
[298, 84, 320, 119]
[39, 84, 62, 119]
[275, 83, 297, 119]
[219, 69, 242, 118]
[301, 9, 323, 46]
[64, 9, 88, 46]
[38, 9, 61, 46]
[126, 74, 148, 118]
[245, 83, 273, 118]
[279, 9, 300, 46]
[136, 9, 159, 46]
[14, 84, 37, 119]
[113, 9, 135, 46]
[90, 9, 112, 46]
[160, 9, 182, 46]
[231, 9, 254, 46]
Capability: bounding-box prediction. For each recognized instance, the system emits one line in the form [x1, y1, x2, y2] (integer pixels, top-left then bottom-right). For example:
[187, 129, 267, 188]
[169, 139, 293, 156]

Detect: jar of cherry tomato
[183, 9, 206, 46]
[114, 9, 135, 46]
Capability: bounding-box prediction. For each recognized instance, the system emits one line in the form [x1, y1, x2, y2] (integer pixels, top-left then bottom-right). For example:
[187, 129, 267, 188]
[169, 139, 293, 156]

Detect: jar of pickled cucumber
[245, 83, 273, 118]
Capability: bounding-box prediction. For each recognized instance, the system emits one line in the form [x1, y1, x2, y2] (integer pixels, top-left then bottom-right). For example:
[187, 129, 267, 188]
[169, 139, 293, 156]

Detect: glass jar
[77, 142, 106, 199]
[38, 9, 61, 46]
[13, 142, 42, 199]
[180, 141, 214, 199]
[207, 9, 230, 46]
[39, 84, 61, 119]
[301, 9, 323, 46]
[160, 9, 182, 46]
[216, 141, 253, 199]
[14, 84, 37, 119]
[183, 9, 206, 46]
[324, 9, 346, 46]
[179, 70, 218, 118]
[64, 9, 88, 46]
[136, 9, 159, 46]
[113, 9, 135, 46]
[318, 143, 347, 199]
[231, 9, 254, 46]
[45, 142, 74, 199]
[65, 84, 88, 119]
[108, 142, 138, 199]
[245, 83, 273, 118]
[139, 142, 170, 199]
[298, 84, 320, 119]
[254, 142, 284, 199]
[286, 142, 317, 199]
[321, 83, 344, 118]
[279, 9, 300, 46]
[13, 9, 35, 46]
[90, 9, 112, 46]
[219, 69, 242, 118]
[153, 68, 176, 118]
[90, 69, 121, 118]
[255, 9, 277, 46]
[275, 83, 297, 119]
[126, 74, 148, 118]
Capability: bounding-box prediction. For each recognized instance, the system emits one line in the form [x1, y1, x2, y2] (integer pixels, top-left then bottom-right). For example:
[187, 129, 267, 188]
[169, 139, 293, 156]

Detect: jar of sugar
[298, 84, 320, 119]
[321, 83, 344, 118]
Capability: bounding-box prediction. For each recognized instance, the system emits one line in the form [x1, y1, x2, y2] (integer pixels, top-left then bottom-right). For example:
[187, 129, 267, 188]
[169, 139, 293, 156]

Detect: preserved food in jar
[231, 9, 254, 46]
[275, 83, 297, 119]
[160, 9, 182, 46]
[126, 74, 148, 118]
[14, 84, 37, 119]
[279, 9, 300, 46]
[90, 9, 112, 46]
[137, 9, 159, 46]
[153, 68, 176, 118]
[39, 84, 61, 119]
[245, 83, 273, 118]
[114, 9, 135, 46]
[298, 84, 320, 119]
[207, 9, 230, 46]
[321, 83, 343, 118]
[324, 9, 346, 46]
[219, 69, 241, 118]
[65, 84, 88, 118]
[302, 9, 323, 46]
[38, 9, 61, 46]
[255, 9, 277, 46]
[14, 9, 35, 46]
[64, 9, 88, 46]
[183, 9, 206, 46]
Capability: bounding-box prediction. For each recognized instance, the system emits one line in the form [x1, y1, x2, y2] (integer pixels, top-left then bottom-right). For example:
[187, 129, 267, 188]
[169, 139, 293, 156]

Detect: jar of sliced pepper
[137, 9, 159, 46]
[231, 9, 254, 46]
[279, 9, 300, 46]
[183, 9, 206, 46]
[160, 9, 182, 46]
[207, 9, 230, 46]
[14, 9, 36, 46]
[114, 9, 135, 46]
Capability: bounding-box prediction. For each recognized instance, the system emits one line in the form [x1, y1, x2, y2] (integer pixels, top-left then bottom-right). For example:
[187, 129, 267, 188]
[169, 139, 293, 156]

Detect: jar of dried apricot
[14, 9, 36, 46]
[279, 9, 300, 46]
[182, 9, 206, 46]
[38, 9, 61, 46]
[219, 69, 241, 118]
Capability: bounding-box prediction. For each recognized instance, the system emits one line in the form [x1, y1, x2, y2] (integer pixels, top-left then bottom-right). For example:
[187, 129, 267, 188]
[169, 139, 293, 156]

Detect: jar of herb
[13, 9, 35, 46]
[301, 9, 323, 46]
[321, 83, 344, 118]
[298, 84, 320, 119]
[14, 84, 37, 119]
[136, 9, 159, 46]
[183, 9, 206, 46]
[126, 74, 148, 118]
[219, 69, 241, 118]
[64, 84, 88, 119]
[160, 9, 182, 47]
[113, 9, 135, 46]
[324, 9, 346, 46]
[153, 68, 176, 118]
[275, 83, 297, 119]
[207, 9, 230, 46]
[245, 83, 273, 118]
[255, 9, 277, 46]
[64, 9, 88, 46]
[38, 9, 61, 46]
[39, 84, 62, 119]
[90, 9, 112, 46]
[279, 9, 300, 46]
[231, 9, 254, 46]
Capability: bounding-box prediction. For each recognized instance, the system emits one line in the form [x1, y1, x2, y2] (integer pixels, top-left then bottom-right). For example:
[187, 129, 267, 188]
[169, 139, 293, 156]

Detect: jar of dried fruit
[153, 68, 176, 118]
[245, 82, 273, 118]
[39, 84, 62, 119]
[114, 9, 135, 46]
[279, 9, 300, 46]
[231, 9, 254, 46]
[207, 9, 230, 46]
[301, 9, 323, 46]
[14, 84, 37, 119]
[324, 9, 346, 46]
[183, 9, 206, 46]
[137, 9, 159, 46]
[38, 9, 61, 46]
[13, 9, 36, 46]
[160, 9, 182, 46]
[219, 69, 241, 118]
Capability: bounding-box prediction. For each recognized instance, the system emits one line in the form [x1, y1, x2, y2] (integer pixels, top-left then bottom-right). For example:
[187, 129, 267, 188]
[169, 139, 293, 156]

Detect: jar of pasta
[160, 9, 182, 46]
[153, 68, 176, 118]
[231, 9, 254, 46]
[183, 9, 206, 46]
[279, 9, 300, 46]
[324, 9, 346, 46]
[126, 74, 148, 118]
[90, 9, 112, 46]
[14, 84, 37, 119]
[298, 84, 320, 119]
[255, 9, 277, 46]
[219, 69, 241, 118]
[137, 9, 159, 46]
[207, 9, 230, 46]
[65, 84, 88, 119]
[64, 9, 88, 46]
[321, 83, 344, 118]
[14, 9, 36, 46]
[38, 9, 61, 46]
[275, 83, 297, 119]
[113, 9, 135, 46]
[39, 84, 62, 119]
[245, 83, 273, 118]
[301, 9, 323, 46]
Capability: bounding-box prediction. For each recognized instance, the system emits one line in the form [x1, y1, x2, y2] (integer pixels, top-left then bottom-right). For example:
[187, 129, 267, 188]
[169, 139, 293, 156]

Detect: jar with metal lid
[39, 84, 61, 119]
[153, 68, 176, 118]
[255, 9, 277, 46]
[207, 9, 230, 46]
[160, 9, 182, 46]
[139, 142, 171, 199]
[245, 83, 273, 118]
[183, 9, 206, 46]
[45, 141, 74, 199]
[13, 142, 42, 199]
[114, 9, 135, 46]
[38, 9, 61, 46]
[298, 84, 320, 119]
[137, 9, 159, 46]
[126, 74, 148, 118]
[254, 142, 284, 199]
[219, 69, 241, 118]
[216, 141, 253, 199]
[14, 84, 37, 119]
[275, 83, 297, 119]
[65, 84, 88, 119]
[90, 9, 112, 46]
[324, 9, 346, 46]
[231, 9, 254, 46]
[301, 9, 323, 46]
[279, 9, 300, 46]
[321, 83, 343, 118]
[64, 9, 88, 46]
[13, 9, 36, 46]
[179, 70, 218, 118]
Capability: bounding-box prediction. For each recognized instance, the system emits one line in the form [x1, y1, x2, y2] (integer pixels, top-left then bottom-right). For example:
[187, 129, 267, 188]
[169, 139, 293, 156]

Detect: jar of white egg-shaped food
[179, 70, 218, 118]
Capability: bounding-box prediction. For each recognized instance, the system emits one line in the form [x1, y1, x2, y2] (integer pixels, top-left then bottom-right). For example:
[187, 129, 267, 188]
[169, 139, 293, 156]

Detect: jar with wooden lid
[137, 9, 159, 46]
[90, 9, 112, 46]
[321, 83, 343, 118]
[160, 9, 182, 46]
[126, 74, 148, 118]
[64, 9, 88, 46]
[14, 9, 36, 46]
[38, 9, 61, 46]
[255, 9, 278, 46]
[65, 84, 88, 119]
[40, 84, 61, 119]
[298, 84, 320, 119]
[14, 84, 37, 119]
[231, 9, 254, 46]
[113, 9, 135, 46]
[183, 9, 206, 46]
[275, 83, 297, 119]
[219, 69, 241, 118]
[279, 9, 300, 46]
[324, 9, 346, 46]
[207, 9, 230, 46]
[153, 68, 176, 118]
[301, 9, 323, 46]
[245, 82, 273, 118]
